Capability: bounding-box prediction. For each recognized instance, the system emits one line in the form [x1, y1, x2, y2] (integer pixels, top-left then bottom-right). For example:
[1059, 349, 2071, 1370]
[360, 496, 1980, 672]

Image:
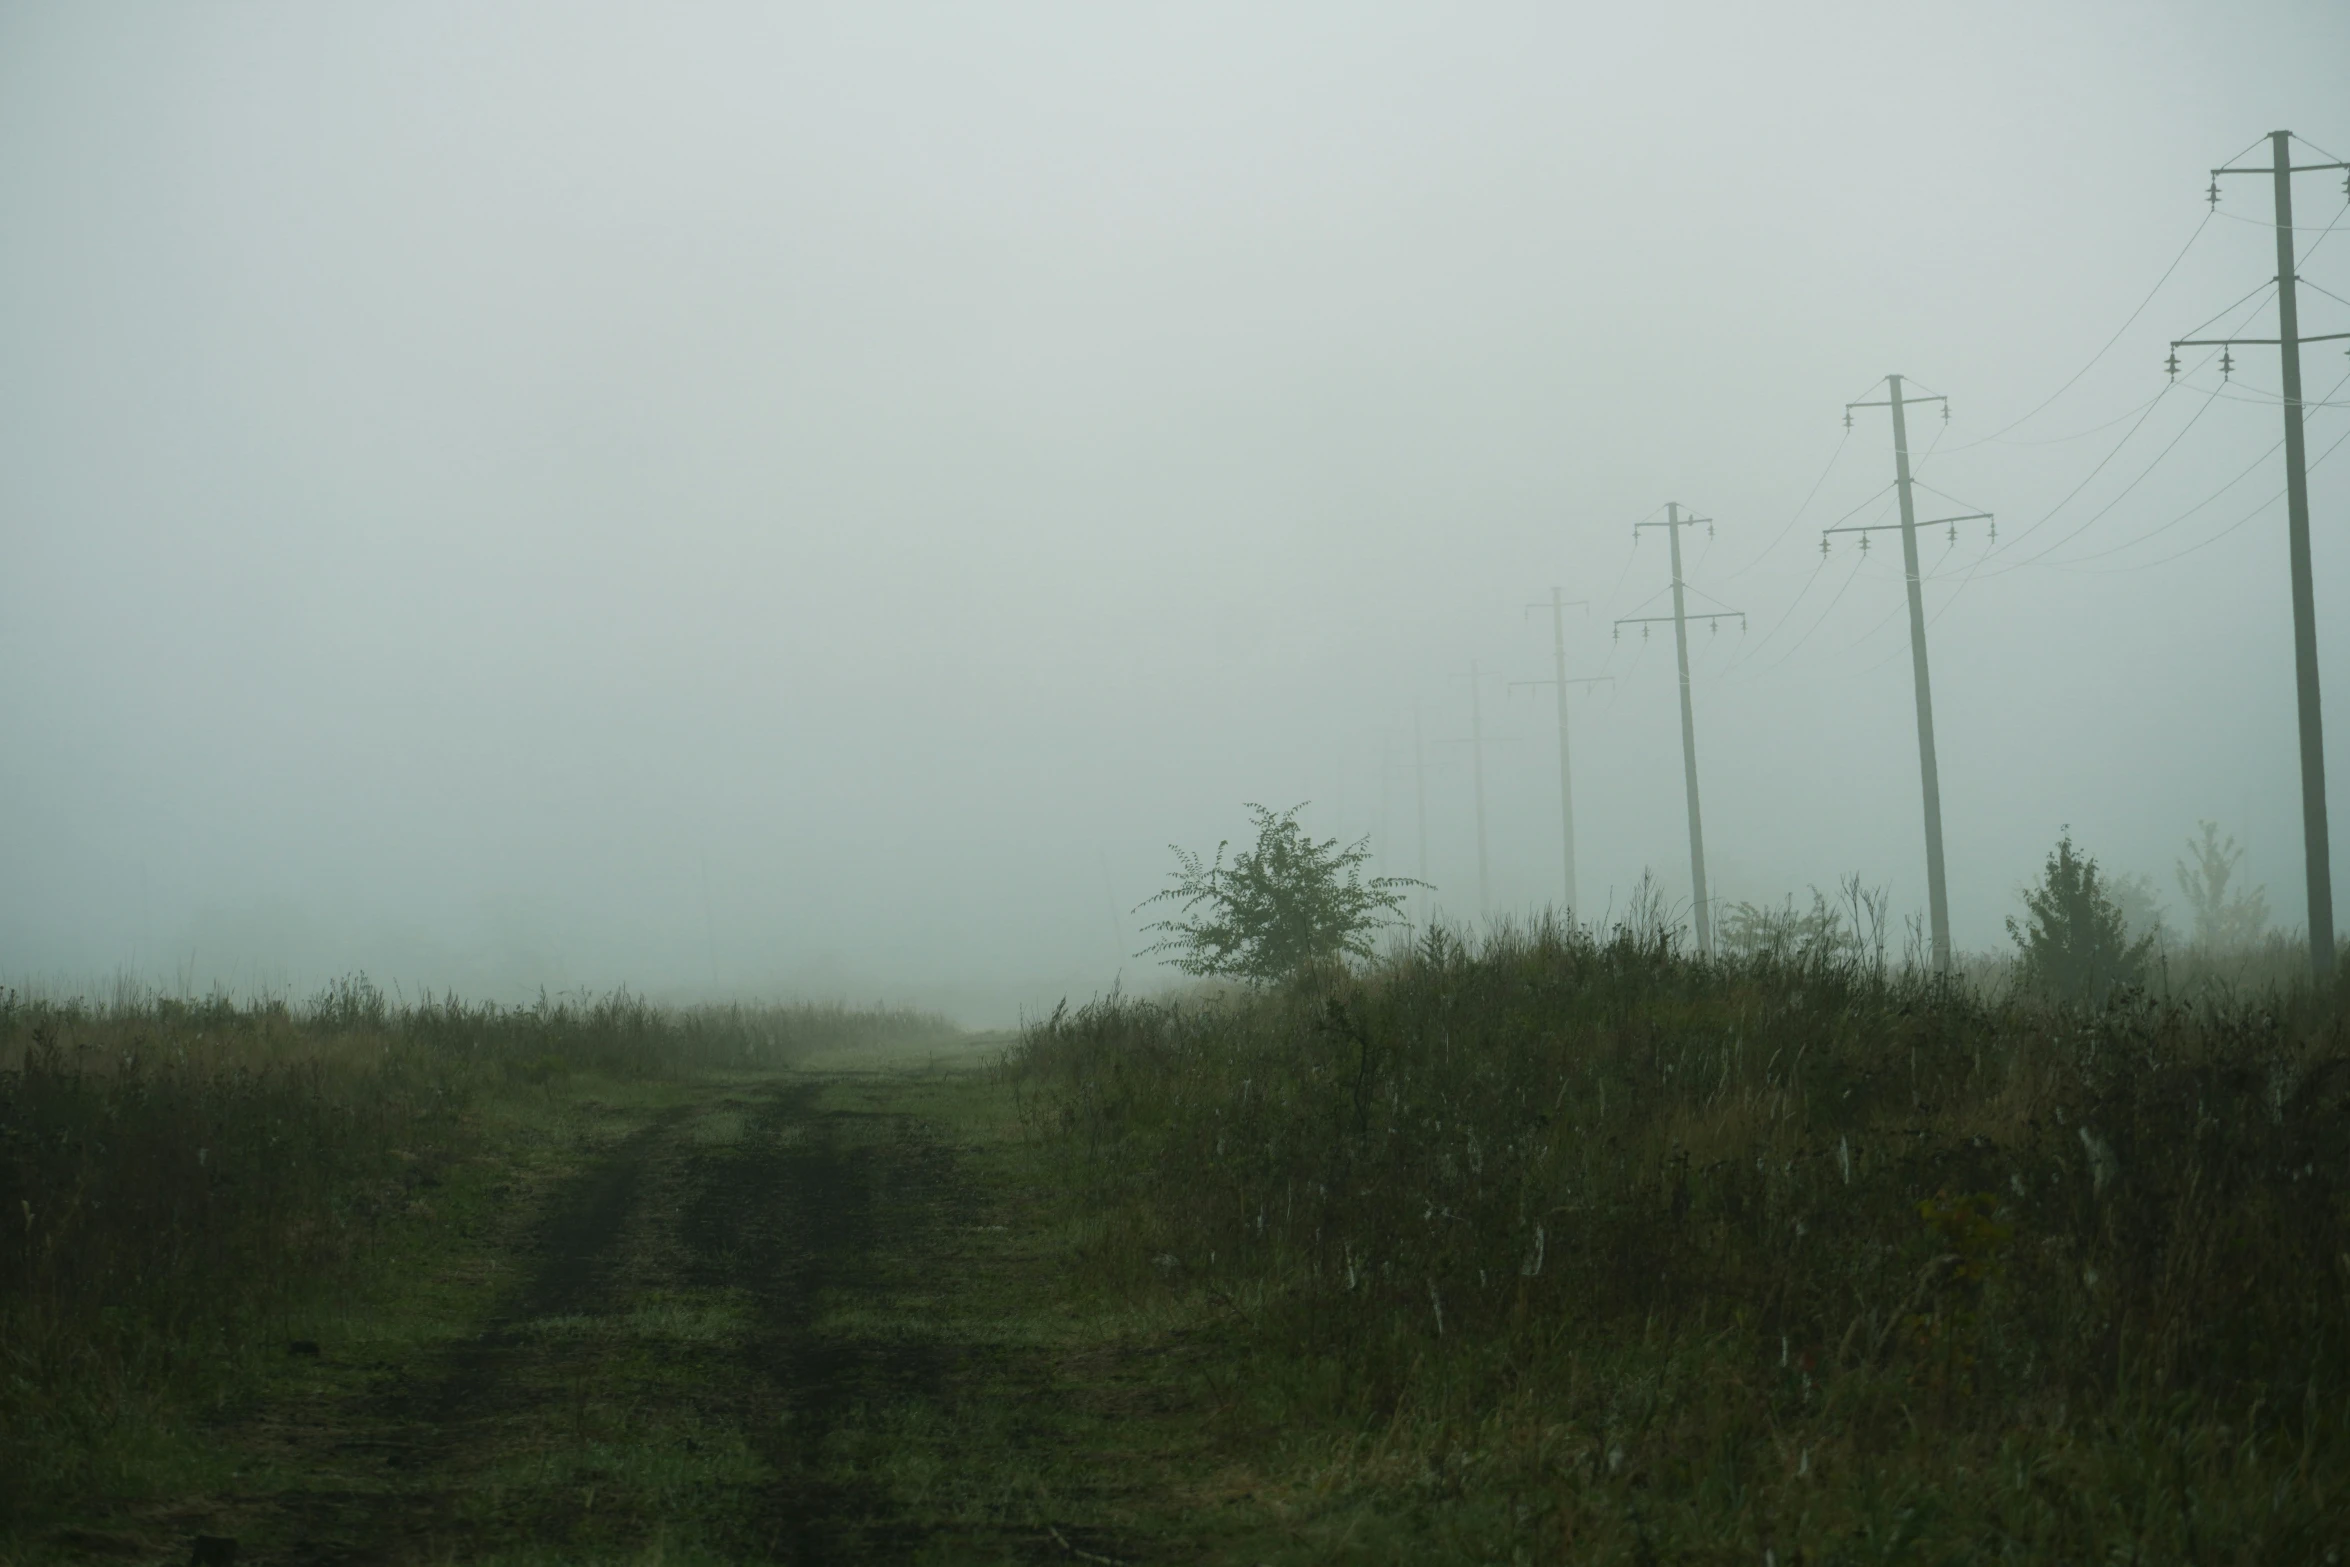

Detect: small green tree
[1139, 803, 1422, 983]
[2007, 831, 2154, 1005]
[2174, 820, 2271, 951]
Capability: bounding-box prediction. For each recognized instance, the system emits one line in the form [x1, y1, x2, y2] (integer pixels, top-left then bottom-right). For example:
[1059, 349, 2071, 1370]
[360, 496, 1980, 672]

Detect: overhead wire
[1714, 429, 1851, 582]
[2049, 429, 2282, 564]
[1722, 140, 2341, 680]
[1911, 477, 1998, 517]
[1719, 553, 1828, 675]
[1954, 275, 2276, 574]
[1958, 382, 2183, 564]
[1836, 591, 1912, 661]
[2057, 413, 2350, 575]
[2049, 364, 2350, 570]
[2216, 211, 2350, 232]
[1591, 506, 1659, 621]
[1938, 208, 2213, 452]
[1720, 479, 1898, 676]
[2189, 381, 2350, 410]
[1956, 390, 2169, 448]
[2292, 273, 2350, 313]
[1961, 379, 2228, 578]
[1763, 550, 1868, 671]
[2170, 277, 2282, 346]
[2294, 130, 2348, 163]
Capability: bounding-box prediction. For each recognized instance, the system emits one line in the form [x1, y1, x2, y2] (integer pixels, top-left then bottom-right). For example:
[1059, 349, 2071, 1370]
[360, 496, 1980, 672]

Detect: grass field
[1016, 920, 2350, 1562]
[8, 935, 2348, 1563]
[0, 982, 961, 1550]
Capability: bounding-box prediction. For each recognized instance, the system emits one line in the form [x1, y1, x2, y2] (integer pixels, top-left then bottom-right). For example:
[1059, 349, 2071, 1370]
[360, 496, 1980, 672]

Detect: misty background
[3, 2, 2346, 1022]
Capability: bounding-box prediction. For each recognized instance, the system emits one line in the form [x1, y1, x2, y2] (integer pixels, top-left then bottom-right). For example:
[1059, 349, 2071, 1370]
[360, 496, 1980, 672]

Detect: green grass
[1014, 918, 2350, 1563]
[17, 935, 2348, 1562]
[0, 979, 957, 1535]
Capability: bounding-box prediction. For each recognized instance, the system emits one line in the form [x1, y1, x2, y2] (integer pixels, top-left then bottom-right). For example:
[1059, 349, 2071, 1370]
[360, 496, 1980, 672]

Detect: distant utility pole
[1449, 664, 1498, 918]
[1509, 587, 1609, 920]
[2175, 130, 2350, 980]
[1414, 706, 1432, 926]
[1828, 376, 1991, 975]
[1378, 734, 1393, 879]
[1615, 504, 1742, 956]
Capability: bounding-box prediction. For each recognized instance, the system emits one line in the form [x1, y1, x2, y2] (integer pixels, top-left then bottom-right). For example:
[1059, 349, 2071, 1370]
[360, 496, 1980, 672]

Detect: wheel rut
[147, 1072, 1152, 1567]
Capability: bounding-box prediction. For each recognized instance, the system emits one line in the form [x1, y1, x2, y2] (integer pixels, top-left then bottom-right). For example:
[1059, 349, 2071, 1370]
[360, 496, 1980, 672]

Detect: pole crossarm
[2175, 333, 2350, 347]
[1848, 395, 1946, 409]
[2214, 163, 2350, 176]
[1635, 514, 1710, 532]
[1614, 612, 1742, 627]
[1825, 512, 1992, 536]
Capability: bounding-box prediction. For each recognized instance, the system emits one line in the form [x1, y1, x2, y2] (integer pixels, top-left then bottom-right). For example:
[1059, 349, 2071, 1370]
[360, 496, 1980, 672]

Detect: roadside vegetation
[1018, 834, 2350, 1560]
[0, 978, 956, 1530]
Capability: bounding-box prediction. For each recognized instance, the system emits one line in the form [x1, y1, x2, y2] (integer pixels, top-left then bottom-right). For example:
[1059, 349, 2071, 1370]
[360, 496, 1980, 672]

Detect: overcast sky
[4, 2, 2347, 1020]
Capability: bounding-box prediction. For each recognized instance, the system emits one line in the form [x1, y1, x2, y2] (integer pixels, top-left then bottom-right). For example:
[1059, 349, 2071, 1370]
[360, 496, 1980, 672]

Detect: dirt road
[92, 1064, 1223, 1566]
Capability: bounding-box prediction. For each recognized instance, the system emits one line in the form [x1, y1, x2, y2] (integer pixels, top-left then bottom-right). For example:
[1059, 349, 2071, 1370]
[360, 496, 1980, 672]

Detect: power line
[1953, 273, 2283, 575]
[2052, 365, 2350, 566]
[1764, 549, 1868, 670]
[1942, 209, 2213, 450]
[2172, 278, 2282, 345]
[1719, 553, 1829, 674]
[2293, 272, 2350, 312]
[2055, 412, 2350, 575]
[1961, 335, 2243, 574]
[1965, 380, 2227, 577]
[1959, 389, 2169, 448]
[1715, 430, 1851, 581]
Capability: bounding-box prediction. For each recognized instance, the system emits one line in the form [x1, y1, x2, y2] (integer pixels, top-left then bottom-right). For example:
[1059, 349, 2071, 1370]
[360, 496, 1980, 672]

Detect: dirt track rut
[132, 1071, 1154, 1567]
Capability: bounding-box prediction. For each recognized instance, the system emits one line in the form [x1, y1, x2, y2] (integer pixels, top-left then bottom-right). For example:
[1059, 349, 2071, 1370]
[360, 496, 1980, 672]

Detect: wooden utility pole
[2176, 130, 2350, 980]
[1831, 377, 1991, 974]
[1616, 505, 1742, 956]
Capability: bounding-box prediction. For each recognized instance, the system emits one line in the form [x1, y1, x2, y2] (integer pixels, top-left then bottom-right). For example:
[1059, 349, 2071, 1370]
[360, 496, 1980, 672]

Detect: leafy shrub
[1139, 802, 1419, 983]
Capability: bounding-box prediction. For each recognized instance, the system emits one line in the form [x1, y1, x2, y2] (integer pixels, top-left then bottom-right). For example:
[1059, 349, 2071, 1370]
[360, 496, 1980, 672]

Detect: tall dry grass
[1018, 919, 2350, 1557]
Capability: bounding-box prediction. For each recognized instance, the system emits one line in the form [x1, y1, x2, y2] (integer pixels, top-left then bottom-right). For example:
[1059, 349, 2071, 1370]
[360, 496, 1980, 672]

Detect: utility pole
[1615, 505, 1742, 956]
[1414, 706, 1431, 926]
[2174, 131, 2350, 980]
[1378, 734, 1393, 881]
[1828, 377, 1991, 975]
[1510, 588, 1609, 921]
[1450, 663, 1496, 918]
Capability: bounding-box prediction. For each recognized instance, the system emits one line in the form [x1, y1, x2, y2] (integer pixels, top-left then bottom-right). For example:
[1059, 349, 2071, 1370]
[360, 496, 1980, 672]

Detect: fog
[3, 3, 2346, 1021]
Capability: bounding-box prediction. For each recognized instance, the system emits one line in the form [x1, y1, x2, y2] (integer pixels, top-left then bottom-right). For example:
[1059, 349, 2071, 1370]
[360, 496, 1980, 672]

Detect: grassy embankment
[0, 977, 958, 1532]
[1016, 921, 2350, 1562]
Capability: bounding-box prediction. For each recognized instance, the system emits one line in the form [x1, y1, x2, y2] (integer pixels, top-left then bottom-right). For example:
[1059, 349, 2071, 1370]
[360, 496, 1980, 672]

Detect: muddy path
[98, 1068, 1196, 1567]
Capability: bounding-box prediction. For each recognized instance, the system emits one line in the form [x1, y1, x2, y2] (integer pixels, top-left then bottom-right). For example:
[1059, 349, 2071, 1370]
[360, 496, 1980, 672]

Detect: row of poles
[1402, 131, 2342, 980]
